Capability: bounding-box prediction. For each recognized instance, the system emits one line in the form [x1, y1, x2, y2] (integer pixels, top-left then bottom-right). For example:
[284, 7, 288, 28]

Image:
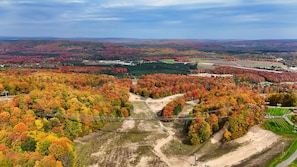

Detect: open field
[194, 58, 289, 71]
[236, 60, 288, 70]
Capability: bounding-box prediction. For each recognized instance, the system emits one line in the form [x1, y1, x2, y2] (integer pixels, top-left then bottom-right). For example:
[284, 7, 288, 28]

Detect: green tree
[282, 93, 297, 107]
[188, 131, 201, 145]
[21, 136, 37, 152]
[198, 121, 212, 143]
[36, 140, 51, 156]
[49, 118, 60, 127]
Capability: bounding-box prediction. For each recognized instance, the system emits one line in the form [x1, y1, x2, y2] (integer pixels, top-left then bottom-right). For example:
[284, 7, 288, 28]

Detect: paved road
[276, 150, 297, 167]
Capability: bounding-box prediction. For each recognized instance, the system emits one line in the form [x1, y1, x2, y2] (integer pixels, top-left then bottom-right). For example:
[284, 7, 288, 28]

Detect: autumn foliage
[266, 92, 297, 107]
[59, 66, 127, 73]
[0, 69, 132, 166]
[160, 98, 186, 118]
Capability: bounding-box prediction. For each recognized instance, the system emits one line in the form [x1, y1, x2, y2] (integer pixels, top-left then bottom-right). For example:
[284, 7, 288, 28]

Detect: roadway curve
[276, 150, 297, 167]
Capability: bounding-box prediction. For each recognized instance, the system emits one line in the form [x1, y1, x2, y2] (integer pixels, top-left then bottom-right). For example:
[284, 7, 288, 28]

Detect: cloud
[226, 14, 265, 23]
[100, 0, 239, 8]
[0, 0, 296, 39]
[64, 17, 123, 22]
[18, 0, 86, 4]
[54, 0, 86, 3]
[250, 0, 297, 5]
[0, 0, 13, 7]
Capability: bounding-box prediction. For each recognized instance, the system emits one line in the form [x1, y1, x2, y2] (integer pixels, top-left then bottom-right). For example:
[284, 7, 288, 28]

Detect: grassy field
[262, 119, 294, 135]
[266, 108, 291, 116]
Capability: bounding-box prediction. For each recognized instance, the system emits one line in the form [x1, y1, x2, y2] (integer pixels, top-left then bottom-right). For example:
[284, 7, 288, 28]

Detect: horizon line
[0, 36, 297, 41]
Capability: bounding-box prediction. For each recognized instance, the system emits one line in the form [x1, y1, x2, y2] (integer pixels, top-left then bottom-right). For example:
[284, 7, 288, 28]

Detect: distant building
[275, 57, 284, 62]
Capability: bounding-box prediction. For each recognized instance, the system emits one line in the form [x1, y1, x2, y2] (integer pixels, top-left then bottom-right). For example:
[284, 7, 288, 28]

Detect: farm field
[236, 60, 288, 70]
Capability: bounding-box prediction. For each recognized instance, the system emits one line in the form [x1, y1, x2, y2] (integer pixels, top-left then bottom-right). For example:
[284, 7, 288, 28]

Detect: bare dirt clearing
[144, 93, 184, 113]
[75, 93, 284, 167]
[199, 126, 281, 167]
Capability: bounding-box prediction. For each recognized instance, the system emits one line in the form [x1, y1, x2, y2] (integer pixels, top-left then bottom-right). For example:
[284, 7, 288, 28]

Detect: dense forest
[0, 69, 132, 166]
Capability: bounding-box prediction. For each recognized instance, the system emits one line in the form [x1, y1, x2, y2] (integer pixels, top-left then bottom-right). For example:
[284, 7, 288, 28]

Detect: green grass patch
[262, 119, 295, 136]
[159, 59, 177, 64]
[266, 108, 290, 116]
[267, 139, 297, 167]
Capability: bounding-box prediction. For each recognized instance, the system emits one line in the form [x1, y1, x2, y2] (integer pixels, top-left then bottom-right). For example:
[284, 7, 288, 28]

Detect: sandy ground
[120, 120, 135, 132]
[200, 126, 281, 167]
[144, 94, 184, 113]
[130, 94, 189, 167]
[210, 125, 226, 144]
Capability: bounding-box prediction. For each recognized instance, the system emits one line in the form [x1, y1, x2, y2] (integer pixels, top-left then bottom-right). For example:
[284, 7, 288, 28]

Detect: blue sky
[0, 0, 296, 39]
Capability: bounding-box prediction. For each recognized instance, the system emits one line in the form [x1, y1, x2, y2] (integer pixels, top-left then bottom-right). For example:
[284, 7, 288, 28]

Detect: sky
[0, 0, 297, 39]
